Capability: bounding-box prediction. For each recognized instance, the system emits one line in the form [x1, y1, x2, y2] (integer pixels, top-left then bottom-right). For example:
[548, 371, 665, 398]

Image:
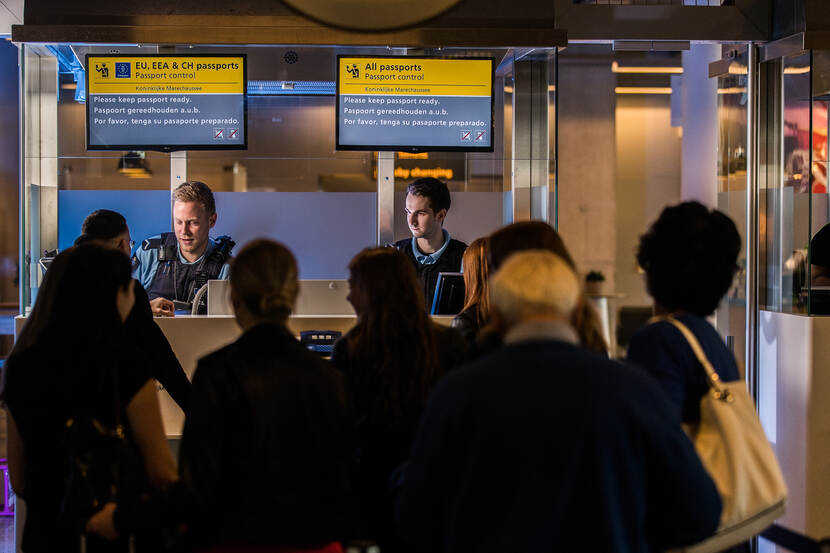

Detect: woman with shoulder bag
[627, 202, 785, 553]
[2, 244, 177, 553]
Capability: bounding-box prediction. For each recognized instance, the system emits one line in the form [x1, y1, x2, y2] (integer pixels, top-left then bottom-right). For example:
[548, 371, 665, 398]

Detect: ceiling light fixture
[615, 87, 673, 95]
[717, 87, 747, 95]
[117, 151, 152, 179]
[612, 61, 683, 74]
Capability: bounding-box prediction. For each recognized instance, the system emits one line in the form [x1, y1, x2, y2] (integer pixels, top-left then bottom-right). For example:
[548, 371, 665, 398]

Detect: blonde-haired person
[396, 251, 722, 553]
[133, 180, 234, 316]
[451, 237, 491, 351]
[89, 239, 352, 553]
[489, 249, 580, 334]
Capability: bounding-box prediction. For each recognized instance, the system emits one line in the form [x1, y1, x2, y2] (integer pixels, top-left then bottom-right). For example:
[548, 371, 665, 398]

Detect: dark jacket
[393, 237, 467, 309]
[331, 323, 465, 550]
[396, 339, 722, 553]
[177, 323, 352, 549]
[126, 280, 191, 410]
[626, 314, 742, 424]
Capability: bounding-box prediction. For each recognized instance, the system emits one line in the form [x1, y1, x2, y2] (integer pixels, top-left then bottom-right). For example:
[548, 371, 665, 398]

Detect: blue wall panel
[58, 190, 172, 251]
[212, 192, 376, 279]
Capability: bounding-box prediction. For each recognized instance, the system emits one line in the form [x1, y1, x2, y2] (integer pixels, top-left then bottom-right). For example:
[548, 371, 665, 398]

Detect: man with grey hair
[134, 181, 234, 315]
[396, 250, 722, 553]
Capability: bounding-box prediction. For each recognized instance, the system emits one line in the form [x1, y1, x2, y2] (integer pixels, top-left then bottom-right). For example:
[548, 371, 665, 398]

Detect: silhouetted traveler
[3, 245, 177, 553]
[626, 201, 747, 553]
[627, 202, 743, 423]
[395, 250, 722, 553]
[332, 247, 464, 551]
[75, 209, 191, 411]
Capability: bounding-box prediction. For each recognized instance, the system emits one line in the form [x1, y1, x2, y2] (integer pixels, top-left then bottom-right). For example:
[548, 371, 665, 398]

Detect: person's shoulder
[629, 315, 718, 355]
[137, 234, 164, 250]
[517, 342, 669, 405]
[133, 235, 163, 264]
[629, 317, 678, 347]
[449, 237, 468, 248]
[196, 337, 241, 378]
[392, 237, 411, 251]
[444, 238, 467, 257]
[674, 314, 719, 337]
[452, 307, 477, 331]
[490, 340, 635, 388]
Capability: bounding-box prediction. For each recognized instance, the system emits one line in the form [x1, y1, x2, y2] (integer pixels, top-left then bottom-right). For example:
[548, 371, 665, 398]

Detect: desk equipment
[430, 272, 465, 315]
[207, 280, 233, 315]
[300, 330, 342, 357]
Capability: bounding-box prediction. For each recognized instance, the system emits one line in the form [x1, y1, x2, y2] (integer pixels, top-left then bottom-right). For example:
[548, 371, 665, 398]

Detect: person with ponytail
[178, 238, 352, 552]
[332, 247, 465, 551]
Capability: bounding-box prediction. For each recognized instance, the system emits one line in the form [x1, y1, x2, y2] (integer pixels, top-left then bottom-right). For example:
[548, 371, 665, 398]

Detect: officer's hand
[149, 297, 175, 317]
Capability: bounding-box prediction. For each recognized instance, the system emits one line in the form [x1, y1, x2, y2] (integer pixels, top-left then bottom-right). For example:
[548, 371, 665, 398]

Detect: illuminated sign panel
[86, 54, 247, 151]
[337, 56, 494, 152]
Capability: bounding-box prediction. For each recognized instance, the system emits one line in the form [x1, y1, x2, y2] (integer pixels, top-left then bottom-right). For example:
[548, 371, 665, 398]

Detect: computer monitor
[430, 272, 465, 316]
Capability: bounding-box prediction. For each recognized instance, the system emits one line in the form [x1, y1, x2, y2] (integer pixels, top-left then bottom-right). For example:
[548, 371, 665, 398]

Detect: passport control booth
[12, 1, 564, 439]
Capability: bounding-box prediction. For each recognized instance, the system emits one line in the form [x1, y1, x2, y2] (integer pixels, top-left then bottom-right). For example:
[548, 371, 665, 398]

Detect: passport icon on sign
[115, 63, 131, 78]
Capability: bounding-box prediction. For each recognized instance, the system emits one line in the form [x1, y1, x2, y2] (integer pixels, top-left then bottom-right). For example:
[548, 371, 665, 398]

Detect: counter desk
[15, 313, 455, 437]
[757, 311, 830, 544]
[156, 314, 361, 435]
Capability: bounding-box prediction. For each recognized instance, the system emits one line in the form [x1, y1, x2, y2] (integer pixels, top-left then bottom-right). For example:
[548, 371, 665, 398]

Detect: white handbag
[660, 317, 788, 553]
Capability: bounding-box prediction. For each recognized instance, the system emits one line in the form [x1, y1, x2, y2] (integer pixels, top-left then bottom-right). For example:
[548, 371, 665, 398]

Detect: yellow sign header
[87, 56, 245, 95]
[339, 57, 492, 97]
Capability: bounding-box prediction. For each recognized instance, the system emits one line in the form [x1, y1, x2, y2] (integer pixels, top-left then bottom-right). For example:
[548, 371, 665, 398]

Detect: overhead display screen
[86, 54, 247, 151]
[337, 56, 494, 152]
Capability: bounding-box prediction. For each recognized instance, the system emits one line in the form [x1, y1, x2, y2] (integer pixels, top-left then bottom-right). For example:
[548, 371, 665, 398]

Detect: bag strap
[651, 315, 733, 402]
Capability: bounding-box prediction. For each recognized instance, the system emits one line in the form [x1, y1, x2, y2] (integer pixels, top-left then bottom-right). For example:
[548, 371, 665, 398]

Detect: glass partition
[757, 49, 830, 316]
[808, 50, 830, 315]
[758, 51, 811, 314]
[19, 43, 558, 314]
[716, 46, 749, 367]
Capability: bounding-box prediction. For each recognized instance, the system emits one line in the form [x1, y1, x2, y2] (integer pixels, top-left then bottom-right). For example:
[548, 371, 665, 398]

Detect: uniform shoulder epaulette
[141, 237, 162, 250]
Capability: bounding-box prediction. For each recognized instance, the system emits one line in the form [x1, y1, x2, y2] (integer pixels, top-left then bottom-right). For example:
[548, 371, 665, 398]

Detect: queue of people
[1, 182, 755, 552]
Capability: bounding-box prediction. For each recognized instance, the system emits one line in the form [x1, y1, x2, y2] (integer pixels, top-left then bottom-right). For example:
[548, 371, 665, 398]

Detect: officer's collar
[177, 240, 212, 265]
